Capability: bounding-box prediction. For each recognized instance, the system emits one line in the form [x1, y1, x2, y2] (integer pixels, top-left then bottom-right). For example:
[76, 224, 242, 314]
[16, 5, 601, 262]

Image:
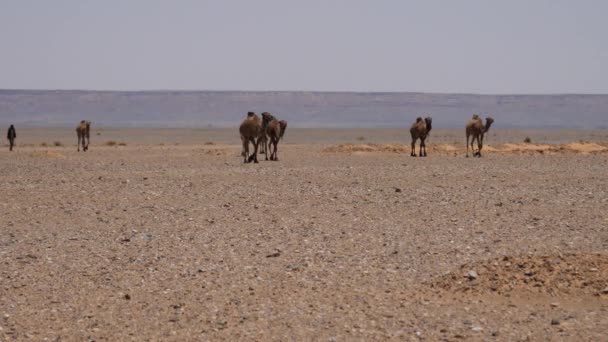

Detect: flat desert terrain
[1, 128, 608, 341]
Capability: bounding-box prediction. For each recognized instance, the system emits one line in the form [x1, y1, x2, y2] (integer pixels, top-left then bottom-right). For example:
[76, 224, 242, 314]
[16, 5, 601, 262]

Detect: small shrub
[356, 136, 365, 141]
[105, 141, 117, 146]
[524, 136, 532, 143]
[40, 142, 48, 147]
[53, 141, 63, 147]
[118, 142, 127, 146]
[204, 141, 215, 145]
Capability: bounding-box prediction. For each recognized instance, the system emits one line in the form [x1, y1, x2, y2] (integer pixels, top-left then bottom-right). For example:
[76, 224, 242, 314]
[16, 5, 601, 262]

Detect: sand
[1, 128, 607, 340]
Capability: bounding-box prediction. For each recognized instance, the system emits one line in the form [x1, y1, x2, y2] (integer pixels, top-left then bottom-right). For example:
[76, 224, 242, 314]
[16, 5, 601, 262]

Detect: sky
[0, 0, 606, 94]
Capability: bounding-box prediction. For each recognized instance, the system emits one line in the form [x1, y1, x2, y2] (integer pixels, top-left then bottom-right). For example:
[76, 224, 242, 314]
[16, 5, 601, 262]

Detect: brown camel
[409, 116, 432, 157]
[239, 112, 263, 163]
[76, 120, 91, 152]
[7, 125, 16, 151]
[258, 112, 276, 155]
[265, 119, 287, 161]
[466, 116, 494, 157]
[279, 120, 287, 140]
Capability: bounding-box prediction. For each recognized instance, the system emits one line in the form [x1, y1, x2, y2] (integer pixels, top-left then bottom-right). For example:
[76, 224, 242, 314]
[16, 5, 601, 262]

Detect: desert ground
[1, 127, 607, 341]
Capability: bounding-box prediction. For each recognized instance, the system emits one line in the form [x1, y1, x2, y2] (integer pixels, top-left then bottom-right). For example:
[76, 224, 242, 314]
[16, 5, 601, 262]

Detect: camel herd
[4, 113, 494, 158]
[239, 111, 288, 163]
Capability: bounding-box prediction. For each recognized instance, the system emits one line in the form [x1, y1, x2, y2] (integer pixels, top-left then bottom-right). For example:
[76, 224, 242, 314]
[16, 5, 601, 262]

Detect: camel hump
[247, 111, 255, 117]
[416, 117, 423, 123]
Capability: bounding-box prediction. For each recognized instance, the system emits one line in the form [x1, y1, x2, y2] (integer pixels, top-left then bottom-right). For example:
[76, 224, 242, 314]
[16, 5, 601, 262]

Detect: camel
[7, 125, 16, 151]
[409, 116, 432, 157]
[76, 120, 91, 152]
[259, 112, 276, 155]
[279, 120, 287, 140]
[466, 116, 494, 157]
[265, 119, 288, 161]
[239, 112, 263, 163]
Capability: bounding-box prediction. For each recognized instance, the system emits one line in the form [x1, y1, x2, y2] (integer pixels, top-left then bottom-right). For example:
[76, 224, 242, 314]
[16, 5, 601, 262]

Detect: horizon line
[1, 88, 608, 97]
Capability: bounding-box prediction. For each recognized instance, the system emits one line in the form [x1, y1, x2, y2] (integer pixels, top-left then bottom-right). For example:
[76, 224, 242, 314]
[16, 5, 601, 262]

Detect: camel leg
[258, 135, 268, 155]
[411, 138, 417, 157]
[77, 135, 81, 152]
[465, 134, 470, 157]
[252, 138, 259, 163]
[265, 137, 270, 161]
[420, 137, 427, 157]
[242, 138, 250, 163]
[9, 139, 14, 151]
[477, 135, 483, 158]
[273, 138, 279, 161]
[471, 136, 478, 157]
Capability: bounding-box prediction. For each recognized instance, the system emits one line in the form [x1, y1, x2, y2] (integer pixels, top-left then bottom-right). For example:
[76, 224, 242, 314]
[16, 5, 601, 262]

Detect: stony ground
[1, 128, 607, 341]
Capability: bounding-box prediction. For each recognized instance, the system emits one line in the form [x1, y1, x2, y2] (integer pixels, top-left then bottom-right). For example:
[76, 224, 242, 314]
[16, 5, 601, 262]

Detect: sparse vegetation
[204, 141, 215, 145]
[105, 141, 117, 146]
[356, 136, 365, 141]
[524, 136, 532, 143]
[118, 142, 127, 146]
[40, 142, 48, 147]
[54, 141, 63, 147]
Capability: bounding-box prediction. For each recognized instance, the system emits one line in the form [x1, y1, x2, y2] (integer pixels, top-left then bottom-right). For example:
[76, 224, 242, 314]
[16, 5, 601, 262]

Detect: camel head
[472, 114, 480, 120]
[279, 120, 287, 140]
[261, 112, 276, 128]
[415, 117, 423, 123]
[484, 117, 494, 132]
[86, 121, 91, 129]
[247, 111, 255, 117]
[424, 117, 432, 132]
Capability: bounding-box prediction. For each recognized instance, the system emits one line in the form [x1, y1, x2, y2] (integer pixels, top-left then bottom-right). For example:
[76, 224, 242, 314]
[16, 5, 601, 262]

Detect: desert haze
[1, 90, 608, 128]
[1, 127, 607, 340]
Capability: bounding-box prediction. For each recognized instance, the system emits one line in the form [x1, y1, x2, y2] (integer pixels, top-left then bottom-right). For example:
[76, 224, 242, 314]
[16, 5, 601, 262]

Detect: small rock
[124, 294, 131, 300]
[266, 249, 281, 258]
[550, 302, 559, 307]
[394, 188, 402, 193]
[466, 270, 478, 280]
[471, 326, 483, 332]
[601, 287, 608, 294]
[524, 271, 534, 276]
[551, 319, 560, 325]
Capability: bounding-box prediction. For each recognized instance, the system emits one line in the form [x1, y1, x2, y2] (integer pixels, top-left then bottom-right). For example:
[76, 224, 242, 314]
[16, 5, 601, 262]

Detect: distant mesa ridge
[0, 89, 606, 129]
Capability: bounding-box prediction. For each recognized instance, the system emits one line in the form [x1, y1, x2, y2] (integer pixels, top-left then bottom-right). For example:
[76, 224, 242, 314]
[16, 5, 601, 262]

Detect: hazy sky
[1, 1, 606, 93]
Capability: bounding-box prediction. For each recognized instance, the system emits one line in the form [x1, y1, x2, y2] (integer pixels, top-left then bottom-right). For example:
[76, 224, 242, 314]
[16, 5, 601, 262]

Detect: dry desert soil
[1, 128, 608, 341]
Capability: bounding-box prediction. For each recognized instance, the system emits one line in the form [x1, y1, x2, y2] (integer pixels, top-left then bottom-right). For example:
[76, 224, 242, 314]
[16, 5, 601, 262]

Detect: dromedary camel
[76, 120, 91, 152]
[409, 116, 432, 157]
[466, 115, 494, 157]
[265, 119, 288, 161]
[7, 125, 16, 151]
[239, 112, 263, 163]
[258, 112, 276, 155]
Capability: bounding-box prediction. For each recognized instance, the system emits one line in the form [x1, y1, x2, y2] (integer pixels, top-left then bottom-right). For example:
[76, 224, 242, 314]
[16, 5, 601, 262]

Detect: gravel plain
[1, 128, 607, 341]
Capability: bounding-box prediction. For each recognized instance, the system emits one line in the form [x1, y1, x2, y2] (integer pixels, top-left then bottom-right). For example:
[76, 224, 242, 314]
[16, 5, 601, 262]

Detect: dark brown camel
[239, 112, 263, 163]
[259, 112, 276, 155]
[265, 119, 287, 161]
[466, 116, 494, 157]
[409, 116, 432, 157]
[76, 120, 91, 152]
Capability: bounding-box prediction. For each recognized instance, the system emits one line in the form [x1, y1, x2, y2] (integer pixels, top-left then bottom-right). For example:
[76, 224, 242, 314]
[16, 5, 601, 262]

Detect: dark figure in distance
[7, 125, 16, 151]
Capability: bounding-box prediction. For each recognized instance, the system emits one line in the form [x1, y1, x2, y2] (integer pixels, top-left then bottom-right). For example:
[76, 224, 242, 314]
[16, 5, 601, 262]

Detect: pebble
[466, 270, 478, 280]
[471, 326, 483, 332]
[551, 319, 560, 325]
